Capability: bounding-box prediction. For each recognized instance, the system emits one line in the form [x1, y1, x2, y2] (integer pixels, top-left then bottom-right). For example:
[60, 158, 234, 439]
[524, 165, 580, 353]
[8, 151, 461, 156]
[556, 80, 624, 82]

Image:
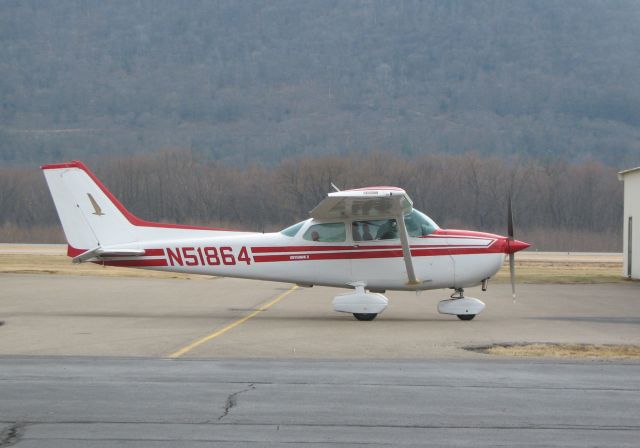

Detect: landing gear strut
[450, 287, 465, 299]
[450, 288, 475, 320]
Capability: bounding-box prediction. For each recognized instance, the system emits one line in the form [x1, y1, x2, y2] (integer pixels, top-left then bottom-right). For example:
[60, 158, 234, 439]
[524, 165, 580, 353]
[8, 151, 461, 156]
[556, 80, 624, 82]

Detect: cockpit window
[280, 221, 305, 237]
[351, 210, 438, 241]
[303, 222, 346, 242]
[352, 219, 398, 240]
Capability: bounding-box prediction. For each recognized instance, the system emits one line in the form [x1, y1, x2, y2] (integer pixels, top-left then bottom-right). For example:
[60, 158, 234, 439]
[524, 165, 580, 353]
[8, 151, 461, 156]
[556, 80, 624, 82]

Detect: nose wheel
[438, 288, 485, 320]
[451, 289, 476, 320]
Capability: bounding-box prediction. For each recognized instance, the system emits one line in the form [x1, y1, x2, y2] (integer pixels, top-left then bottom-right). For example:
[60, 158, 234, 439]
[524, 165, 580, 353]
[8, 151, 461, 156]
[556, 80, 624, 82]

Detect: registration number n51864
[165, 246, 251, 266]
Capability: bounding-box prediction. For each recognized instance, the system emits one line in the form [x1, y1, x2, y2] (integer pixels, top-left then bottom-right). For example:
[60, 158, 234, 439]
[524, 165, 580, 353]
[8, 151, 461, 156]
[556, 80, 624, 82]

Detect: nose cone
[507, 239, 531, 254]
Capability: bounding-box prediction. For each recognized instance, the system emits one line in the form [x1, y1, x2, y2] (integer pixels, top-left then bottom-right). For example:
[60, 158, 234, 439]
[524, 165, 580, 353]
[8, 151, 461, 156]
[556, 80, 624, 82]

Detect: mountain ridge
[1, 0, 639, 167]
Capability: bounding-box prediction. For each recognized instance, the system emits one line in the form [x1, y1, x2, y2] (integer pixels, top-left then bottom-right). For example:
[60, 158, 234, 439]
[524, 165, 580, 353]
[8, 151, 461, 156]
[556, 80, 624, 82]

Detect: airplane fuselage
[70, 220, 508, 291]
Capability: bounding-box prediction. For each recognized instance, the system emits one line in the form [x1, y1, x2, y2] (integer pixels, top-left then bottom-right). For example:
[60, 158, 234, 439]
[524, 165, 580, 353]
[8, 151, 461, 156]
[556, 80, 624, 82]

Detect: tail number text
[166, 246, 251, 267]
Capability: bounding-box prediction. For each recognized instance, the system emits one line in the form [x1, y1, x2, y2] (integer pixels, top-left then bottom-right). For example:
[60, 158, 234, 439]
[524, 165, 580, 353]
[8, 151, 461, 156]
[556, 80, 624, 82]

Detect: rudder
[42, 161, 137, 250]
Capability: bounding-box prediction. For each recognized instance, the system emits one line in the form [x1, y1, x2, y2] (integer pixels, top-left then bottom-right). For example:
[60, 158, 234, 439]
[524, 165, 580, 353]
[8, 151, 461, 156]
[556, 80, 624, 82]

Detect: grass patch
[493, 260, 623, 284]
[0, 253, 209, 280]
[469, 343, 640, 360]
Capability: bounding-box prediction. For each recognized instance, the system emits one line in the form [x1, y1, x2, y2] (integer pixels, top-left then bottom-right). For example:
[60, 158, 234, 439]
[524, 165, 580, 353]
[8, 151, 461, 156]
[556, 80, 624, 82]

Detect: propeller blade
[509, 251, 516, 302]
[507, 194, 516, 302]
[507, 194, 514, 240]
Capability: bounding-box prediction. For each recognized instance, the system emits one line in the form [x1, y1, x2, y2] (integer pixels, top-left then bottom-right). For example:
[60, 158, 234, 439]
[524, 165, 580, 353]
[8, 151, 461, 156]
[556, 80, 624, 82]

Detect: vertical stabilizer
[42, 161, 137, 249]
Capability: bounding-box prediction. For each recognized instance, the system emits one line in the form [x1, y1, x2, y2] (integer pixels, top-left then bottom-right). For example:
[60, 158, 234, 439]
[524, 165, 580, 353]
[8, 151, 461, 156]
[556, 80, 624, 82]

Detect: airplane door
[349, 219, 404, 286]
[301, 221, 353, 285]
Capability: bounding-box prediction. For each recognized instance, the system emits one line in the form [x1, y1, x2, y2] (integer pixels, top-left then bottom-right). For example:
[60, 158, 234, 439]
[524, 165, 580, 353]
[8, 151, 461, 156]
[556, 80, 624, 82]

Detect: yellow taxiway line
[168, 285, 298, 358]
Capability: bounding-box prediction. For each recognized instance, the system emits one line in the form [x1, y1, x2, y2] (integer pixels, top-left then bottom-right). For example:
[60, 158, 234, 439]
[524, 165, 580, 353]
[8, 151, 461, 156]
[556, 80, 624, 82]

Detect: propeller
[507, 195, 516, 302]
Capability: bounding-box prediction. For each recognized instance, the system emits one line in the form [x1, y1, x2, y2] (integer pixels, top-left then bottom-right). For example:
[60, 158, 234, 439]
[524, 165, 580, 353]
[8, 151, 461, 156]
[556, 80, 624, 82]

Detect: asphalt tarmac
[1, 273, 639, 446]
[1, 274, 639, 358]
[1, 357, 639, 447]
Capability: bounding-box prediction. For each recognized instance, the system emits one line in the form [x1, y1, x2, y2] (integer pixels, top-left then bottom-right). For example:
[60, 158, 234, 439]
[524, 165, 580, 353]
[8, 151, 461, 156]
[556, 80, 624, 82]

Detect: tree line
[0, 150, 623, 251]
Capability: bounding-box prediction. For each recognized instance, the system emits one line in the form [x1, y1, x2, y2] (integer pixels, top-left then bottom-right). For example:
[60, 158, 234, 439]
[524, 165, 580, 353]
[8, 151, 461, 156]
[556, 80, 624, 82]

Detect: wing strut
[396, 209, 420, 285]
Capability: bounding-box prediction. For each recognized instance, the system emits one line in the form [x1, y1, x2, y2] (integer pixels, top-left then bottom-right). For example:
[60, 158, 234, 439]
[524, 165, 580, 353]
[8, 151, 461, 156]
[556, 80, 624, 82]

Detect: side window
[303, 223, 346, 242]
[352, 219, 398, 241]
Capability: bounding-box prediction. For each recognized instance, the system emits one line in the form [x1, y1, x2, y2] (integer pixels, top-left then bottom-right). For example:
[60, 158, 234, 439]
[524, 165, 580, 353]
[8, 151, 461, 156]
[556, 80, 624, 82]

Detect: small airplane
[42, 161, 530, 321]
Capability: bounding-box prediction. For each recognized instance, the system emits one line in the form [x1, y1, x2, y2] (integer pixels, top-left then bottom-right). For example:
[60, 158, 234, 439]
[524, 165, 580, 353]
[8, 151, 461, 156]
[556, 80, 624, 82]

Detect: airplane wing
[310, 187, 420, 285]
[309, 187, 413, 220]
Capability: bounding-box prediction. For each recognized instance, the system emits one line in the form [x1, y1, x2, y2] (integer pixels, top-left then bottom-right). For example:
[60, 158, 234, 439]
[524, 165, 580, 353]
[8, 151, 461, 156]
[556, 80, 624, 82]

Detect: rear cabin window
[303, 223, 346, 242]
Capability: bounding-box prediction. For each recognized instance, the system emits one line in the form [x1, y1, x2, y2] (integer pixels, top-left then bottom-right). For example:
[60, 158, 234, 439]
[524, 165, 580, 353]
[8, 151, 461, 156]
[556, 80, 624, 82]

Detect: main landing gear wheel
[457, 314, 476, 321]
[353, 313, 378, 321]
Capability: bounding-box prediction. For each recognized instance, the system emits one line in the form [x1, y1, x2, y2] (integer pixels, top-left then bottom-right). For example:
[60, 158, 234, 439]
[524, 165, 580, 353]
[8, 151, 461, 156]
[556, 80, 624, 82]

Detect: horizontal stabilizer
[72, 247, 146, 264]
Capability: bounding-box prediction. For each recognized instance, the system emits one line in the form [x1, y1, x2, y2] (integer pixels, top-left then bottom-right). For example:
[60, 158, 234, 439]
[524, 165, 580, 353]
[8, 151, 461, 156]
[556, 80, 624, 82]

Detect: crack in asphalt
[218, 383, 255, 421]
[0, 422, 26, 447]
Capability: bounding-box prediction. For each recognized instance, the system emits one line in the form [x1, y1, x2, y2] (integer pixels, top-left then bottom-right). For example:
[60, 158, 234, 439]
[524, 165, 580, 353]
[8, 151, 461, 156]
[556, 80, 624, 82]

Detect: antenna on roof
[330, 182, 341, 192]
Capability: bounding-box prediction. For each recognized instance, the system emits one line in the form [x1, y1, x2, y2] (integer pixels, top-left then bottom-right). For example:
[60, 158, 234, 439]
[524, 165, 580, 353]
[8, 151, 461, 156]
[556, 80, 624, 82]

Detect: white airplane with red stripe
[42, 161, 530, 321]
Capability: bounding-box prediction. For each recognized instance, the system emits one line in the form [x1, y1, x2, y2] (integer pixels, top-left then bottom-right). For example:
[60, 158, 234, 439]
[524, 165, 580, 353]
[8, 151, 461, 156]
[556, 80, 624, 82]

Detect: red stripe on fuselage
[253, 243, 505, 263]
[144, 248, 165, 256]
[251, 232, 496, 254]
[250, 244, 454, 253]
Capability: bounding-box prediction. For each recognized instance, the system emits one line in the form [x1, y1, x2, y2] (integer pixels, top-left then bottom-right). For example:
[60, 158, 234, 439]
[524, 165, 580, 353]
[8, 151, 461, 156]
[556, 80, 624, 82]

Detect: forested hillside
[2, 0, 640, 166]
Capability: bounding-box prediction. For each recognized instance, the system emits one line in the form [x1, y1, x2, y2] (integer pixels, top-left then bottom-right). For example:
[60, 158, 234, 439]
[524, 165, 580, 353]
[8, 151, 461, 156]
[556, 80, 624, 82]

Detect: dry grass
[0, 253, 210, 280]
[475, 343, 640, 360]
[493, 259, 623, 284]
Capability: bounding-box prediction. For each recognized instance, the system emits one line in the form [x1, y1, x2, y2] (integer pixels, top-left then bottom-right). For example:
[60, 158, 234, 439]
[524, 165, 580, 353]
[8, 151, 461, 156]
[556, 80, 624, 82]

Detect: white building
[618, 167, 640, 279]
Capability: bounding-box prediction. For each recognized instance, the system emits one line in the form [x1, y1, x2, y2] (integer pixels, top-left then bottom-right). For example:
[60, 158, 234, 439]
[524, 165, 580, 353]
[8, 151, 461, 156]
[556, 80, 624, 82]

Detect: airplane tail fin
[41, 161, 138, 250]
[43, 160, 248, 257]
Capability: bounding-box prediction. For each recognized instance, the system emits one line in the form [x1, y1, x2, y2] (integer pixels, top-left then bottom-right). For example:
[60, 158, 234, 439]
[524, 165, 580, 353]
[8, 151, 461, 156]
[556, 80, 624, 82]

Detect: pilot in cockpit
[352, 222, 362, 241]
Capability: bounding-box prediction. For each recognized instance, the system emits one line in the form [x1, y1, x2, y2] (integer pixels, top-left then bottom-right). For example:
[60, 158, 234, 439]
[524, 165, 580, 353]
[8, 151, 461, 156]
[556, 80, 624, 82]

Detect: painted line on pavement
[168, 285, 298, 358]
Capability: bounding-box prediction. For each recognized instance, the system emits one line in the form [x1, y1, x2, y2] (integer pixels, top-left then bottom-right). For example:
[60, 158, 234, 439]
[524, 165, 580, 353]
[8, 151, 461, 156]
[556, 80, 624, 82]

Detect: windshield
[280, 221, 305, 237]
[405, 209, 439, 237]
